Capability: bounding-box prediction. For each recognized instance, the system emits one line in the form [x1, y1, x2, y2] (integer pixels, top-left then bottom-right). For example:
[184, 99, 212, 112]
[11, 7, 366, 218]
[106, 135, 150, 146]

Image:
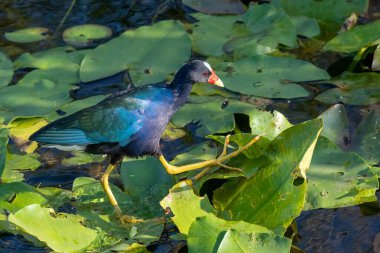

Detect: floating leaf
[120, 157, 174, 218]
[214, 119, 323, 234]
[305, 137, 378, 210]
[9, 204, 98, 253]
[351, 109, 380, 165]
[290, 16, 320, 38]
[1, 152, 40, 183]
[61, 152, 103, 167]
[315, 72, 380, 105]
[160, 182, 216, 234]
[0, 52, 13, 87]
[250, 110, 292, 140]
[5, 27, 49, 43]
[63, 24, 112, 47]
[80, 20, 191, 86]
[0, 128, 8, 178]
[273, 0, 369, 24]
[190, 4, 301, 58]
[218, 230, 291, 253]
[0, 182, 46, 213]
[172, 99, 255, 136]
[188, 215, 291, 253]
[324, 19, 380, 53]
[372, 44, 380, 71]
[208, 56, 329, 98]
[183, 0, 245, 14]
[318, 104, 349, 148]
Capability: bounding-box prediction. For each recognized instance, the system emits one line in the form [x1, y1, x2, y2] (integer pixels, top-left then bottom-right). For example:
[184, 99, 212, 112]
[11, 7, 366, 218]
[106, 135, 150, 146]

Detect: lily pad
[120, 157, 175, 218]
[213, 119, 323, 234]
[0, 182, 46, 213]
[290, 16, 320, 38]
[273, 0, 369, 24]
[315, 72, 380, 105]
[1, 152, 40, 183]
[351, 109, 380, 165]
[372, 44, 380, 71]
[208, 56, 329, 98]
[80, 20, 191, 86]
[324, 19, 380, 53]
[9, 204, 98, 253]
[188, 215, 291, 253]
[250, 110, 292, 140]
[317, 104, 349, 148]
[4, 27, 49, 43]
[217, 229, 291, 253]
[63, 24, 112, 47]
[183, 0, 245, 14]
[160, 182, 216, 234]
[0, 52, 13, 87]
[305, 136, 379, 210]
[171, 99, 255, 136]
[190, 4, 301, 58]
[0, 128, 8, 178]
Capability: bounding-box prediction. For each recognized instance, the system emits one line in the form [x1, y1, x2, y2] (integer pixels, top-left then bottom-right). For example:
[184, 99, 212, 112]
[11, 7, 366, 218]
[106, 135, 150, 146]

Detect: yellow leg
[100, 162, 143, 223]
[159, 134, 262, 175]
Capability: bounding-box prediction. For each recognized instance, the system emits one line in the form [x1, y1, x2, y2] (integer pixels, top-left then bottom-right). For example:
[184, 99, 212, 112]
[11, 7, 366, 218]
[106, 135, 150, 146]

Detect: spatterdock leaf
[9, 204, 98, 253]
[213, 119, 323, 234]
[305, 136, 378, 210]
[160, 182, 216, 235]
[188, 215, 291, 253]
[79, 20, 191, 86]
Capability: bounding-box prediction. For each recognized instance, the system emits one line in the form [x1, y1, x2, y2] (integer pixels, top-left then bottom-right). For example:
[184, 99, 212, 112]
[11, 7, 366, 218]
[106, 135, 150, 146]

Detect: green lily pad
[63, 24, 112, 47]
[0, 52, 13, 87]
[172, 99, 255, 136]
[213, 119, 323, 234]
[324, 19, 380, 53]
[0, 182, 47, 213]
[217, 229, 291, 253]
[190, 4, 301, 58]
[318, 104, 349, 148]
[315, 72, 380, 105]
[183, 0, 245, 14]
[351, 109, 380, 165]
[0, 128, 8, 178]
[290, 16, 320, 38]
[208, 56, 329, 98]
[273, 0, 369, 24]
[372, 44, 380, 71]
[61, 152, 103, 167]
[188, 215, 291, 253]
[250, 110, 292, 140]
[1, 152, 40, 183]
[160, 182, 216, 234]
[305, 136, 378, 210]
[80, 20, 191, 86]
[5, 27, 49, 43]
[9, 204, 98, 252]
[120, 157, 175, 218]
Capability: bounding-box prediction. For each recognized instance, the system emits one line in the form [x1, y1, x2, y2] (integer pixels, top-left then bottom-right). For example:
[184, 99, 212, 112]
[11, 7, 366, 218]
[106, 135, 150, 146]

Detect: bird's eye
[202, 72, 209, 77]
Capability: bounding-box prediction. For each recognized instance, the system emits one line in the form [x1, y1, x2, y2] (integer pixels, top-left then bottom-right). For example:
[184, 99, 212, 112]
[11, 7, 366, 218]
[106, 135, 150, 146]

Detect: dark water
[0, 0, 379, 252]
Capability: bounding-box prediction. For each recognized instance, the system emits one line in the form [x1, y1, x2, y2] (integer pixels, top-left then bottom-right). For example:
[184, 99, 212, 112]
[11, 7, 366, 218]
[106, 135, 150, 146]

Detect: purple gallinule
[30, 60, 260, 222]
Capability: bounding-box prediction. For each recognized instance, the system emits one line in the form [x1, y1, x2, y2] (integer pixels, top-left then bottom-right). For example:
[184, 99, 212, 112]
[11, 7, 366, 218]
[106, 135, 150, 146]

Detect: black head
[172, 60, 224, 88]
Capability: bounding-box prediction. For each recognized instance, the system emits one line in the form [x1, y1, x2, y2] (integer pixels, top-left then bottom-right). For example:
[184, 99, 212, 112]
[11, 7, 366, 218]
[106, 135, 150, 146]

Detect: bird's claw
[114, 205, 144, 224]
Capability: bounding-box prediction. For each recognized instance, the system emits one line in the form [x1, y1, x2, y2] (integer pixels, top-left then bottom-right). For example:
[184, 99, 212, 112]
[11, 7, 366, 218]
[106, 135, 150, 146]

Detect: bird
[30, 60, 261, 222]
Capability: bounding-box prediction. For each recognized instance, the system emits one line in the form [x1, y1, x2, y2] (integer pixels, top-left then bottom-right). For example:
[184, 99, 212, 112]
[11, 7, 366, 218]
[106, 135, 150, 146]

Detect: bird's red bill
[208, 70, 224, 87]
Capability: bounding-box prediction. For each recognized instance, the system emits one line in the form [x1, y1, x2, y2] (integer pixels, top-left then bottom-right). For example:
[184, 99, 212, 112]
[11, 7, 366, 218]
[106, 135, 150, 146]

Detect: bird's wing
[31, 87, 171, 146]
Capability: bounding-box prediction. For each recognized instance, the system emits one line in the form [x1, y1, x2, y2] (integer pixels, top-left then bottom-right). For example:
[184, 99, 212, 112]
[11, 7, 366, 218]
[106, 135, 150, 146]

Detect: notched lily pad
[9, 204, 98, 253]
[63, 24, 112, 47]
[0, 52, 13, 87]
[5, 27, 49, 43]
[208, 56, 329, 99]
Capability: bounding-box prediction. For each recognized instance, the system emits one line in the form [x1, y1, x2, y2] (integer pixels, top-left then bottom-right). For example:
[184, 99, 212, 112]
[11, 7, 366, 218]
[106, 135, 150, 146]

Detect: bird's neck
[169, 69, 194, 107]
